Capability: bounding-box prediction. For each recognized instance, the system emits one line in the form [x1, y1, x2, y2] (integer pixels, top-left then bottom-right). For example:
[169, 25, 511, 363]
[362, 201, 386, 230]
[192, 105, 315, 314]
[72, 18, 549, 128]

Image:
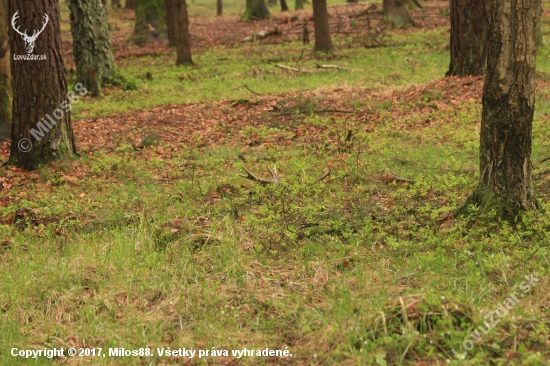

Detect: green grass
[3, 2, 550, 366]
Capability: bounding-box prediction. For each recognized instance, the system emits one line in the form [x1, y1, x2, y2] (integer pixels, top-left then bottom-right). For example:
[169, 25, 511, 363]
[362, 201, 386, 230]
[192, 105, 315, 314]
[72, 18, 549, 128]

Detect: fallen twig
[275, 64, 313, 73]
[314, 63, 352, 71]
[233, 84, 262, 96]
[239, 164, 280, 185]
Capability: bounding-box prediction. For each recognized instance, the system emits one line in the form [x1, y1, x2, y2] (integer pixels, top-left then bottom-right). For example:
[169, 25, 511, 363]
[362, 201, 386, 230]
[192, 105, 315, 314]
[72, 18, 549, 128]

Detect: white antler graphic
[11, 11, 49, 54]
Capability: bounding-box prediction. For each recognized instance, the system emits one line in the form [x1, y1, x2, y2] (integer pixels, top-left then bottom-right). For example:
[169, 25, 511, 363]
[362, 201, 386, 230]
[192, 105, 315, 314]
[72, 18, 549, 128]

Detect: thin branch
[314, 63, 352, 71]
[275, 64, 313, 73]
[233, 84, 262, 96]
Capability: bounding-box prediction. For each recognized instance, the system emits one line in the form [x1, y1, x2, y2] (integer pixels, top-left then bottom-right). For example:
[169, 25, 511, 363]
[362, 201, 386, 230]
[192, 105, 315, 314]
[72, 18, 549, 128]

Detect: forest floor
[2, 1, 550, 365]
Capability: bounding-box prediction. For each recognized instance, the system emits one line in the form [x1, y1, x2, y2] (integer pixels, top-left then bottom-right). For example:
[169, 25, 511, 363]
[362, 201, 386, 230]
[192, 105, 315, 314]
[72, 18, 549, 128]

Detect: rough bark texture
[460, 0, 540, 220]
[241, 0, 271, 21]
[312, 0, 333, 53]
[447, 0, 490, 76]
[175, 0, 193, 65]
[131, 0, 167, 42]
[295, 0, 303, 10]
[382, 0, 416, 28]
[10, 0, 78, 169]
[165, 0, 176, 46]
[70, 0, 116, 97]
[126, 0, 138, 9]
[280, 0, 288, 11]
[217, 0, 223, 15]
[0, 0, 11, 139]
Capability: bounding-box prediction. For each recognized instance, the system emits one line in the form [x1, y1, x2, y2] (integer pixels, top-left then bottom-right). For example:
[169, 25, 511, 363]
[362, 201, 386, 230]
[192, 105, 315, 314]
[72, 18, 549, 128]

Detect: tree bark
[295, 0, 303, 10]
[241, 0, 271, 21]
[70, 0, 116, 97]
[280, 0, 288, 11]
[312, 0, 333, 53]
[126, 0, 138, 9]
[0, 0, 11, 139]
[459, 0, 540, 220]
[382, 0, 417, 28]
[447, 0, 490, 76]
[175, 0, 193, 65]
[165, 0, 177, 46]
[9, 0, 78, 169]
[217, 0, 223, 15]
[131, 0, 167, 43]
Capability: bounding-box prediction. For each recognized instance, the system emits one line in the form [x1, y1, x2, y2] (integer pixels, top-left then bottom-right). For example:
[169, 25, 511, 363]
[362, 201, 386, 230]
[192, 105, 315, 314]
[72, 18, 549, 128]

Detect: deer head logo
[11, 11, 49, 54]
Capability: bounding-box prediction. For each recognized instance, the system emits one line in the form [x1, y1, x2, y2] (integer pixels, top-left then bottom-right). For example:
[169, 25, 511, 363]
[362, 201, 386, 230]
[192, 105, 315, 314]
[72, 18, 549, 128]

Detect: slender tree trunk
[0, 0, 11, 139]
[280, 0, 288, 11]
[217, 0, 223, 15]
[312, 0, 333, 53]
[70, 0, 116, 97]
[175, 0, 193, 64]
[382, 0, 417, 28]
[165, 0, 177, 46]
[241, 0, 271, 20]
[295, 0, 303, 10]
[459, 0, 540, 220]
[131, 0, 167, 43]
[447, 0, 490, 76]
[126, 0, 138, 9]
[9, 0, 78, 169]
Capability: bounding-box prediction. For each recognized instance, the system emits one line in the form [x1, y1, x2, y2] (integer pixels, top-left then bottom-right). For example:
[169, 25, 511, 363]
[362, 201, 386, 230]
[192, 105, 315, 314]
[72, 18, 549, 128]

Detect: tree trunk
[382, 0, 417, 28]
[217, 0, 223, 15]
[295, 0, 303, 10]
[131, 0, 167, 43]
[165, 0, 177, 46]
[175, 0, 193, 65]
[459, 0, 540, 220]
[447, 0, 490, 76]
[0, 0, 11, 139]
[112, 0, 122, 8]
[70, 0, 116, 97]
[9, 0, 78, 169]
[280, 0, 288, 11]
[241, 0, 271, 21]
[126, 0, 138, 9]
[537, 3, 543, 47]
[312, 0, 333, 53]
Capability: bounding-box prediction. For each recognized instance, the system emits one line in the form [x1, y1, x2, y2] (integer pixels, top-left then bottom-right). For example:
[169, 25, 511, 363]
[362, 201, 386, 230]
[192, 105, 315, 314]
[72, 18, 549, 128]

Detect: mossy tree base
[382, 0, 417, 29]
[241, 0, 271, 21]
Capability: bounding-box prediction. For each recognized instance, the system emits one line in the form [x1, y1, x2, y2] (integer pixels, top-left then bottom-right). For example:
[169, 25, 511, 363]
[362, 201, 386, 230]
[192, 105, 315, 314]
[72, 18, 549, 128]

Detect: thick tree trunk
[241, 0, 271, 21]
[9, 0, 78, 169]
[447, 0, 490, 76]
[175, 0, 193, 64]
[70, 0, 116, 97]
[126, 0, 138, 9]
[165, 0, 177, 46]
[312, 0, 333, 53]
[0, 0, 11, 139]
[459, 0, 540, 220]
[131, 0, 167, 43]
[382, 0, 417, 28]
[280, 0, 288, 11]
[295, 0, 303, 10]
[217, 0, 223, 15]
